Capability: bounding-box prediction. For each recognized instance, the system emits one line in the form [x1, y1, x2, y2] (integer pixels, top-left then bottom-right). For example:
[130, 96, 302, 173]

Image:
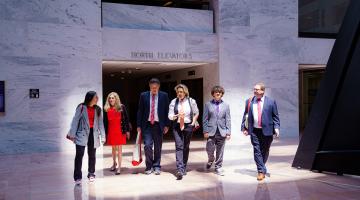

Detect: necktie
[257, 98, 262, 127]
[180, 99, 185, 131]
[215, 101, 220, 115]
[150, 94, 155, 125]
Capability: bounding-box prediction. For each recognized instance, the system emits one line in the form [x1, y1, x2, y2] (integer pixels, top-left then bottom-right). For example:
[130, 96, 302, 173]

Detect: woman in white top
[168, 84, 199, 180]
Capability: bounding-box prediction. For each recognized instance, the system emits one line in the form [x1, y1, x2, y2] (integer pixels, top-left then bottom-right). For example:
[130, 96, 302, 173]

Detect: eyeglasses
[253, 88, 262, 91]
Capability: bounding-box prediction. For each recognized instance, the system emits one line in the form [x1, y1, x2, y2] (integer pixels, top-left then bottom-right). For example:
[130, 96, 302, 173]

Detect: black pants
[173, 123, 193, 174]
[250, 128, 273, 173]
[74, 128, 96, 180]
[143, 122, 163, 170]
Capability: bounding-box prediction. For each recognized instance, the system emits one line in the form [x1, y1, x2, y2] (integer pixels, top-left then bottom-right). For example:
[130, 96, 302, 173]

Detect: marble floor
[0, 135, 359, 200]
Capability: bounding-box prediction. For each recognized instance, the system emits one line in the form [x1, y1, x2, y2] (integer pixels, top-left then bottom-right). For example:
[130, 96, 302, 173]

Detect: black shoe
[206, 162, 213, 170]
[176, 171, 183, 180]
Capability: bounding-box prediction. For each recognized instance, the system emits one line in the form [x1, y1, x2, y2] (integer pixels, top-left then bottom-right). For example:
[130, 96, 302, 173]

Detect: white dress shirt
[168, 98, 197, 124]
[148, 92, 159, 122]
[253, 96, 264, 128]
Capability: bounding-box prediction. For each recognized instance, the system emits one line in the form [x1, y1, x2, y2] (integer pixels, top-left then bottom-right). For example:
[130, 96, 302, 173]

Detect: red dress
[107, 107, 126, 145]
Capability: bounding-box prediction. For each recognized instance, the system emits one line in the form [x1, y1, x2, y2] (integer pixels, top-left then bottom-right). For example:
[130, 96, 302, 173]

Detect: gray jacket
[68, 105, 106, 148]
[203, 100, 231, 137]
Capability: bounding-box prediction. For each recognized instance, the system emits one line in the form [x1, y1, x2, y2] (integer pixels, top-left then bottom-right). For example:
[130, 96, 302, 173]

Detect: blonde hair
[174, 84, 190, 97]
[104, 92, 122, 112]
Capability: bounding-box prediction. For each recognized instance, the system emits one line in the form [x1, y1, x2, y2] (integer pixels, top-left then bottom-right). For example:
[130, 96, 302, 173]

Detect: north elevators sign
[131, 51, 192, 61]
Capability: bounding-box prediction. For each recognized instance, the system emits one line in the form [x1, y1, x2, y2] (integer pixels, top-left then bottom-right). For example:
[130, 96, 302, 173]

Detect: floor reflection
[1, 137, 360, 200]
[254, 183, 270, 200]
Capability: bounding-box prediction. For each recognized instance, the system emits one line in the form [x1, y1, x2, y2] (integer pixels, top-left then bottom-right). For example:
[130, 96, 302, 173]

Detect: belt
[176, 122, 191, 125]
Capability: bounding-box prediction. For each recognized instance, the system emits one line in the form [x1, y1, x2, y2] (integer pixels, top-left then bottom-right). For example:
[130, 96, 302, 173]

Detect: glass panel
[299, 0, 351, 38]
[102, 0, 210, 10]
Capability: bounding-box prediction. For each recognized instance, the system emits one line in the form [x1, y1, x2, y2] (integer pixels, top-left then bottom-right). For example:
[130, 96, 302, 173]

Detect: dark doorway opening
[299, 68, 325, 133]
[102, 62, 206, 143]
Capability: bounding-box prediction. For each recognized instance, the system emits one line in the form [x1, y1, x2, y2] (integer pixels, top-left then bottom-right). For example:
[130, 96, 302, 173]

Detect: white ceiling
[102, 60, 208, 78]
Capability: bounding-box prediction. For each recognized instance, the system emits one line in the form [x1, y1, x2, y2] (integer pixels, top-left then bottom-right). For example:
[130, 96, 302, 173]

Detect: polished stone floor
[1, 135, 359, 200]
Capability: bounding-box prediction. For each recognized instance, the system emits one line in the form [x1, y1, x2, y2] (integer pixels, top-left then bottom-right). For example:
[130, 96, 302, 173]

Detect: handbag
[188, 97, 200, 132]
[131, 131, 143, 166]
[244, 97, 252, 129]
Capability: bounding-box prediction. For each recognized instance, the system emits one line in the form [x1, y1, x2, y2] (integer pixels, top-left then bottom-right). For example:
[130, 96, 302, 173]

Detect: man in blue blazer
[241, 83, 280, 181]
[137, 78, 170, 175]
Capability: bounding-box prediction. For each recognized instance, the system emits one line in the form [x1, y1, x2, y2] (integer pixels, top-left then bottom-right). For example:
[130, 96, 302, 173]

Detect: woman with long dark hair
[67, 91, 106, 185]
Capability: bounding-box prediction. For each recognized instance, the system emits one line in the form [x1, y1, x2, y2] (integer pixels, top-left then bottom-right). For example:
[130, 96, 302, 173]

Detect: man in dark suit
[137, 78, 170, 175]
[241, 83, 280, 181]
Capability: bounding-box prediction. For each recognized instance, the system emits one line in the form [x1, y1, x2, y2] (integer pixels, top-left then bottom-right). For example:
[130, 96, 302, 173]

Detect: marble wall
[214, 0, 300, 137]
[0, 0, 102, 154]
[298, 38, 335, 64]
[0, 0, 335, 155]
[102, 27, 218, 63]
[102, 3, 213, 33]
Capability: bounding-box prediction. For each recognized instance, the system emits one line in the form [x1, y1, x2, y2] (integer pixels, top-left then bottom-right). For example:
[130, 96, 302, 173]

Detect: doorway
[299, 67, 325, 133]
[102, 61, 208, 142]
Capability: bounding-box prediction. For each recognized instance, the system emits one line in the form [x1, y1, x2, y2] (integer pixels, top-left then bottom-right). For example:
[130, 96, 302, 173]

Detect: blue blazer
[241, 96, 280, 136]
[137, 91, 170, 132]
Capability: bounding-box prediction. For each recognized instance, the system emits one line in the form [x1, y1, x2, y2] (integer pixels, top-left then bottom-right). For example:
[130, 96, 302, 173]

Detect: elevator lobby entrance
[102, 60, 218, 142]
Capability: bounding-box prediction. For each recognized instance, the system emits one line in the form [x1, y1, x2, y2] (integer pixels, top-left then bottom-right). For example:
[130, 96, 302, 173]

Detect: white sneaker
[215, 168, 225, 176]
[75, 179, 82, 186]
[89, 176, 95, 182]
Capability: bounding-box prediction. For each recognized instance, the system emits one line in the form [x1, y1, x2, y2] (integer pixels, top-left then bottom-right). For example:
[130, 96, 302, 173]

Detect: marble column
[214, 0, 299, 137]
[0, 0, 102, 154]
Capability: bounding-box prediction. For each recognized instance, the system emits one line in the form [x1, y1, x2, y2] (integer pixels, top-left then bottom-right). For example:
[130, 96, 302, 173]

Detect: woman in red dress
[104, 92, 130, 175]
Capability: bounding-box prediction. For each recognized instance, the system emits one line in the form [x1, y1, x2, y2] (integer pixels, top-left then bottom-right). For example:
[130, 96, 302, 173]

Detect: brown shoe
[257, 173, 265, 181]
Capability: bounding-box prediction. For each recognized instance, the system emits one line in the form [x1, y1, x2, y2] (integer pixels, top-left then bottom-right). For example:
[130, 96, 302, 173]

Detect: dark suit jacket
[137, 91, 170, 132]
[241, 96, 280, 136]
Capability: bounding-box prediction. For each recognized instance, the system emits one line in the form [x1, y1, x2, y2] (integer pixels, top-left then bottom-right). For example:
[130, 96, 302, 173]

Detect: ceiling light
[164, 1, 173, 6]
